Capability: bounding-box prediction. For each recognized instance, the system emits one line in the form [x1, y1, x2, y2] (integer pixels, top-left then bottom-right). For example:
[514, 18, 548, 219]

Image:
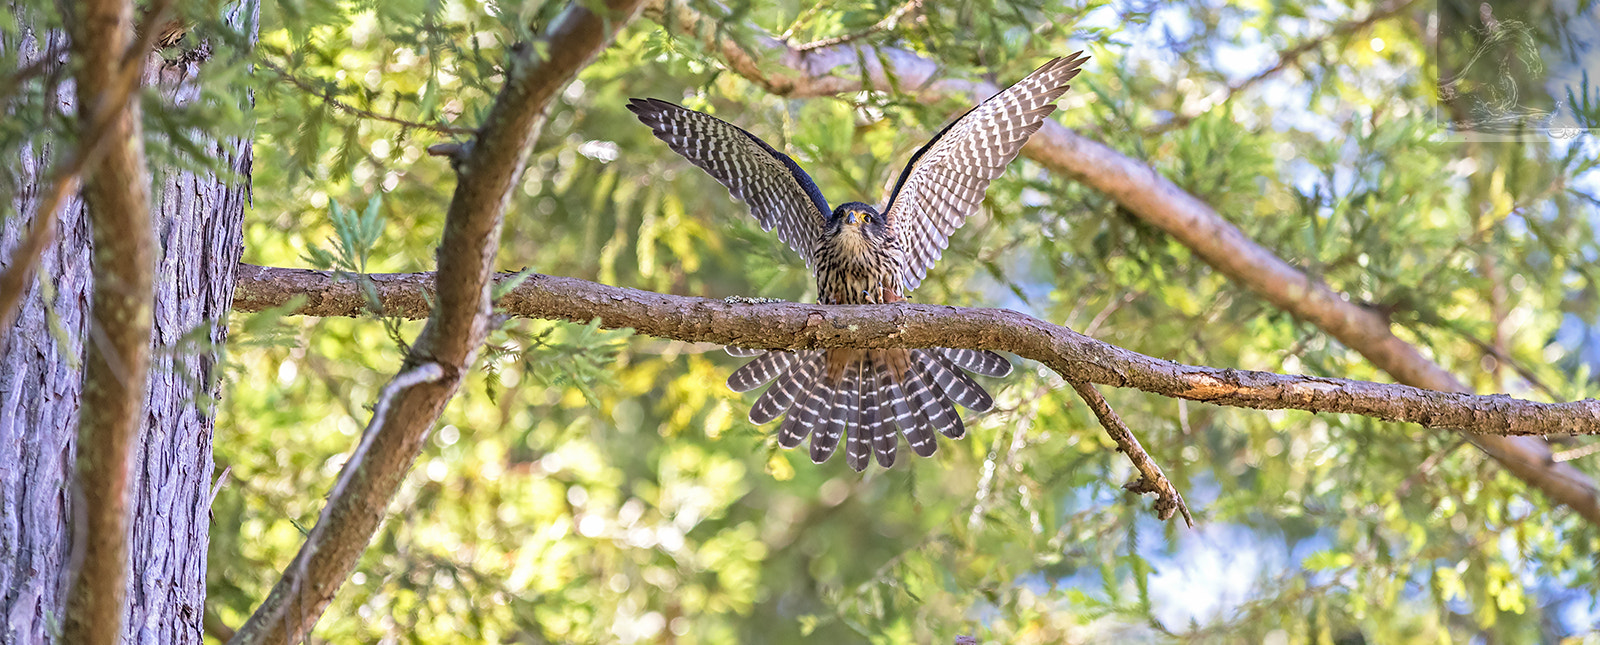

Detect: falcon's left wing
[628, 98, 831, 266]
[881, 53, 1088, 290]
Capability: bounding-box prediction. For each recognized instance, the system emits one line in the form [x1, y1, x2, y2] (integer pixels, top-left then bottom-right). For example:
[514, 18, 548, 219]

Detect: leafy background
[203, 0, 1600, 642]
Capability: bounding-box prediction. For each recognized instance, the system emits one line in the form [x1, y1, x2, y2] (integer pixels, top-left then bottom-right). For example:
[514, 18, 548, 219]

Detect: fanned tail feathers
[735, 347, 1007, 470]
[810, 360, 857, 463]
[847, 365, 881, 472]
[725, 346, 767, 358]
[920, 351, 994, 412]
[938, 348, 1013, 377]
[727, 350, 795, 393]
[871, 355, 911, 467]
[750, 352, 821, 424]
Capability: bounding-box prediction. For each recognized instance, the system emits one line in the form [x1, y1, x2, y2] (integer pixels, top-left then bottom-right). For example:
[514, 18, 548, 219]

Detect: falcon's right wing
[879, 54, 1088, 291]
[628, 98, 831, 266]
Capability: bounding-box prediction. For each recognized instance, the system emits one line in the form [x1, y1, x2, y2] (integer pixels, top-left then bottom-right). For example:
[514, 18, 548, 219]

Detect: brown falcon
[628, 53, 1087, 471]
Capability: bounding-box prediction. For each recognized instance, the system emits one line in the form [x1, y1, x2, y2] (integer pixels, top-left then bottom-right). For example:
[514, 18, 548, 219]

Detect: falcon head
[828, 202, 890, 242]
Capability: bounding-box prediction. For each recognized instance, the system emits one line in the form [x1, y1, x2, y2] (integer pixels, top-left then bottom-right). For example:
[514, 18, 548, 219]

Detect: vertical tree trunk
[0, 4, 257, 642]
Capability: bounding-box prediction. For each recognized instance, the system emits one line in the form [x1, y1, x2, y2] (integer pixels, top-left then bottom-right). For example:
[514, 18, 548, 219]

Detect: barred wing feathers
[627, 98, 831, 266]
[882, 53, 1088, 290]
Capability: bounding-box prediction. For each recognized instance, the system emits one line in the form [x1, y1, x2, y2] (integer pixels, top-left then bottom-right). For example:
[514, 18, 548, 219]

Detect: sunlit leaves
[204, 0, 1600, 642]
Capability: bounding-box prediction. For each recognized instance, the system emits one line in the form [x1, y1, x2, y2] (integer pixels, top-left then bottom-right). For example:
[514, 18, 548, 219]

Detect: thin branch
[1450, 324, 1560, 401]
[0, 41, 69, 113]
[791, 0, 923, 53]
[60, 0, 165, 639]
[1396, 297, 1561, 401]
[257, 57, 475, 136]
[1070, 381, 1193, 527]
[1395, 438, 1468, 497]
[1554, 441, 1600, 463]
[233, 265, 1600, 438]
[1407, 173, 1563, 297]
[205, 614, 238, 642]
[209, 465, 233, 508]
[226, 1, 648, 642]
[1083, 291, 1138, 338]
[0, 173, 74, 348]
[1145, 0, 1420, 134]
[329, 364, 446, 514]
[257, 364, 443, 645]
[777, 2, 827, 42]
[642, 0, 1600, 526]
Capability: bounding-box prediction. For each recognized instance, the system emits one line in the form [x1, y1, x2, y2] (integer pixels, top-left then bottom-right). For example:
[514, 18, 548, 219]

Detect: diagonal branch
[1070, 381, 1193, 527]
[642, 0, 1600, 526]
[1554, 441, 1600, 464]
[0, 41, 68, 113]
[225, 1, 648, 643]
[791, 0, 924, 53]
[233, 265, 1600, 439]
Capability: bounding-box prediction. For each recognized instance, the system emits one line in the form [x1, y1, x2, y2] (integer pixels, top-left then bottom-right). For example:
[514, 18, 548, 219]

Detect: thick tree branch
[642, 0, 1600, 525]
[234, 265, 1600, 439]
[226, 2, 647, 643]
[60, 0, 160, 641]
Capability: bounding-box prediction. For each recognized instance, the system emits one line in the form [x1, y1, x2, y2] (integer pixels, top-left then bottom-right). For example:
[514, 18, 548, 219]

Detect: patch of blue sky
[1143, 521, 1293, 626]
[968, 244, 1053, 318]
[1562, 137, 1600, 211]
[1542, 0, 1600, 131]
[1551, 584, 1600, 635]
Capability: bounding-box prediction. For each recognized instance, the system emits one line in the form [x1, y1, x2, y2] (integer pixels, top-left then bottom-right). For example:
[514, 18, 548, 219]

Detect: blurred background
[210, 0, 1600, 641]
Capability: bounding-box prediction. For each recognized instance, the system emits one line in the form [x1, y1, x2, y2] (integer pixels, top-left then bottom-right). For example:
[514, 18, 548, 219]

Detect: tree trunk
[0, 4, 257, 642]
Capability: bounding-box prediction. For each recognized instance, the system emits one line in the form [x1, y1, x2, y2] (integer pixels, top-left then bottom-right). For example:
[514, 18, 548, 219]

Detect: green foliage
[204, 0, 1600, 643]
[303, 194, 387, 273]
[0, 1, 68, 200]
[489, 319, 635, 408]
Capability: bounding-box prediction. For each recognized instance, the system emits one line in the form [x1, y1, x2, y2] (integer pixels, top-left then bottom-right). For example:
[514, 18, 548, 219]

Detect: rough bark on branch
[642, 0, 1600, 525]
[226, 2, 647, 642]
[60, 0, 157, 640]
[234, 265, 1600, 439]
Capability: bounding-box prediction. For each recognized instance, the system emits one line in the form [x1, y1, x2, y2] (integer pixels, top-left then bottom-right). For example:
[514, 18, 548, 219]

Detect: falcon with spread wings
[628, 53, 1087, 471]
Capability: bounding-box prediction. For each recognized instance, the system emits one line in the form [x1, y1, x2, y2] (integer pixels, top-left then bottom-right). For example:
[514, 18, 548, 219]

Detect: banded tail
[727, 347, 1012, 471]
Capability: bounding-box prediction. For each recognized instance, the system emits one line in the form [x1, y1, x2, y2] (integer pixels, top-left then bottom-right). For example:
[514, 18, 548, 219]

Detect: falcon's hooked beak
[834, 203, 877, 237]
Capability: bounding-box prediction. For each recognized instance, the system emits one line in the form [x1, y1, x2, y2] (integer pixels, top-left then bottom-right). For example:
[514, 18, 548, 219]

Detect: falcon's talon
[629, 53, 1089, 470]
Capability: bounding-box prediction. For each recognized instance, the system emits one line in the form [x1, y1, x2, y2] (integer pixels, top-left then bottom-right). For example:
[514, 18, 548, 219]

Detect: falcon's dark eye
[861, 212, 872, 223]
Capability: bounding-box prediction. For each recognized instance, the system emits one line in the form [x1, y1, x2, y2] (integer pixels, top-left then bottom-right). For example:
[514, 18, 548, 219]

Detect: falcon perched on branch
[628, 53, 1087, 471]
